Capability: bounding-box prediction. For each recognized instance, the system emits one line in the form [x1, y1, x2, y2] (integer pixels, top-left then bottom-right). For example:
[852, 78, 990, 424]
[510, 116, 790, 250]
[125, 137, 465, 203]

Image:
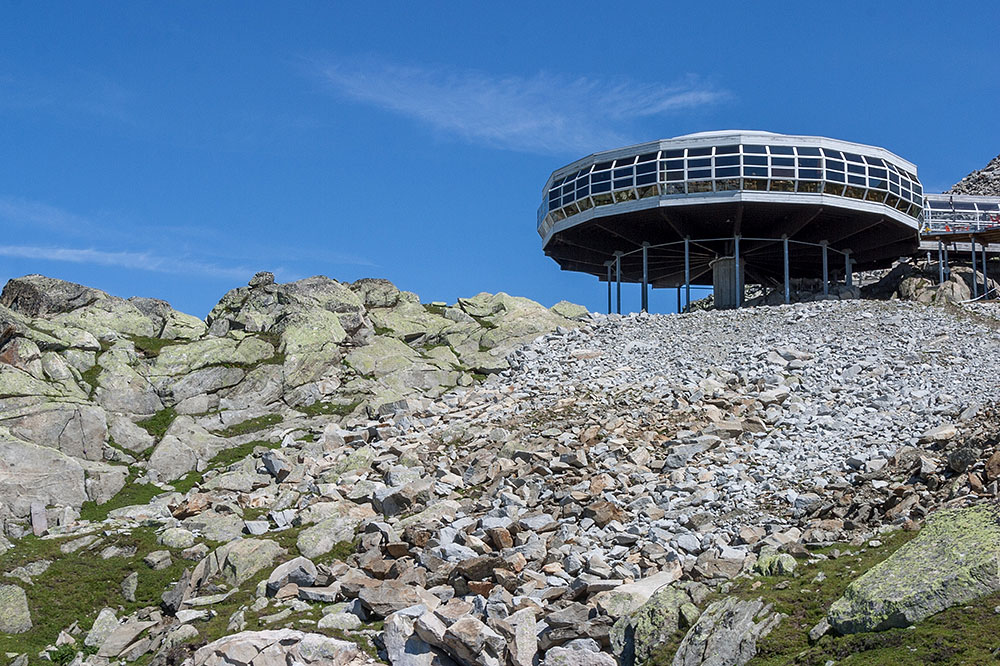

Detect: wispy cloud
[0, 70, 135, 124]
[317, 58, 727, 155]
[0, 196, 97, 234]
[0, 245, 254, 280]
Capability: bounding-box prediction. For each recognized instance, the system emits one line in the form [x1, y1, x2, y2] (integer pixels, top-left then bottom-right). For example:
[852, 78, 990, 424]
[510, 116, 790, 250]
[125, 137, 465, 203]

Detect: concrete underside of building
[544, 199, 917, 288]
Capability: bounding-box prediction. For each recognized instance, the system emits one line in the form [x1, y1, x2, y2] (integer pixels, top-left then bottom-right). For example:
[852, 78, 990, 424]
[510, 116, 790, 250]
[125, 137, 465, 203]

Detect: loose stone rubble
[1, 272, 1000, 665]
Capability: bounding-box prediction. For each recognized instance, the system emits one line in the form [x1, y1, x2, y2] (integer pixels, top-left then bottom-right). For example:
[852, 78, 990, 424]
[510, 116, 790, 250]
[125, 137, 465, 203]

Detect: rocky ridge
[0, 274, 999, 665]
[948, 152, 1000, 195]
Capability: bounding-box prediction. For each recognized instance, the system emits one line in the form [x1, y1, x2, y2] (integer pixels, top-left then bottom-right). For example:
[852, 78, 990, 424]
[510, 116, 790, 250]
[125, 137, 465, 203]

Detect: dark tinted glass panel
[638, 152, 657, 162]
[592, 171, 611, 182]
[843, 152, 864, 163]
[614, 178, 633, 189]
[663, 159, 684, 170]
[869, 179, 888, 190]
[913, 184, 922, 195]
[799, 158, 821, 168]
[662, 149, 684, 158]
[865, 190, 886, 203]
[954, 203, 977, 210]
[664, 171, 684, 181]
[636, 173, 656, 185]
[770, 145, 794, 155]
[799, 169, 822, 179]
[743, 178, 767, 190]
[688, 169, 711, 179]
[889, 172, 899, 183]
[594, 161, 613, 170]
[716, 166, 740, 177]
[717, 178, 741, 190]
[716, 155, 740, 166]
[688, 158, 711, 168]
[845, 186, 866, 199]
[716, 144, 739, 154]
[926, 200, 950, 209]
[822, 148, 843, 158]
[826, 170, 845, 182]
[772, 157, 795, 166]
[591, 181, 611, 193]
[772, 167, 795, 177]
[797, 147, 821, 156]
[576, 185, 589, 197]
[743, 145, 767, 153]
[553, 177, 565, 187]
[848, 175, 866, 186]
[562, 195, 574, 206]
[864, 155, 885, 166]
[636, 162, 656, 174]
[824, 182, 845, 196]
[826, 160, 845, 171]
[615, 157, 636, 166]
[889, 183, 900, 195]
[979, 203, 1000, 211]
[688, 146, 712, 156]
[614, 167, 633, 178]
[744, 155, 768, 166]
[847, 163, 865, 175]
[562, 184, 573, 195]
[869, 168, 887, 179]
[744, 166, 768, 177]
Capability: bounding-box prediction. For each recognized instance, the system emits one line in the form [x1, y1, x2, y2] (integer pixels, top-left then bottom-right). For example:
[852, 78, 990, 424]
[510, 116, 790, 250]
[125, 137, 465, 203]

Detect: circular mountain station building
[538, 130, 923, 309]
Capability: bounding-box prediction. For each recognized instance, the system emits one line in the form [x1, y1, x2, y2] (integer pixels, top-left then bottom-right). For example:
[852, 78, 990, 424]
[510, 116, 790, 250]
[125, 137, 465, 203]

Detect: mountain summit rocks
[948, 153, 1000, 195]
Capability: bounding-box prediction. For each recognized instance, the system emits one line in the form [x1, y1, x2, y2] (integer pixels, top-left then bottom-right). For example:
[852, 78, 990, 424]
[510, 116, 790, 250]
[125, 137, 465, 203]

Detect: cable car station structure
[537, 131, 999, 310]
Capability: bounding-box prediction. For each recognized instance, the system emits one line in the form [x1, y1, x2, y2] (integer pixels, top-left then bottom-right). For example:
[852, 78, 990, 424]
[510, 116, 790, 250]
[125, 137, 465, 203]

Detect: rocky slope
[0, 273, 999, 665]
[948, 152, 1000, 195]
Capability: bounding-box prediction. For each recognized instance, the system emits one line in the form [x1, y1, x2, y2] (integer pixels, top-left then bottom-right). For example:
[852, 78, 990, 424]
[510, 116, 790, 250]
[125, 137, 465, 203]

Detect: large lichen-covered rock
[277, 309, 346, 388]
[297, 516, 361, 559]
[146, 416, 230, 481]
[0, 432, 87, 517]
[754, 548, 797, 576]
[93, 341, 163, 416]
[611, 584, 698, 666]
[191, 539, 284, 589]
[150, 335, 274, 378]
[828, 503, 1000, 634]
[0, 584, 31, 634]
[51, 299, 159, 339]
[550, 300, 589, 320]
[207, 275, 366, 336]
[0, 274, 106, 317]
[594, 567, 683, 620]
[0, 401, 107, 460]
[672, 597, 782, 666]
[128, 297, 206, 340]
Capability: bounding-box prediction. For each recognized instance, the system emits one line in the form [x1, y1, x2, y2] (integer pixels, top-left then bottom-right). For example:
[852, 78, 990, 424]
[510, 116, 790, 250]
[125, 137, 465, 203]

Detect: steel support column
[676, 287, 681, 314]
[821, 241, 829, 296]
[734, 235, 741, 308]
[938, 240, 944, 284]
[641, 243, 649, 313]
[606, 262, 612, 314]
[944, 244, 950, 281]
[844, 249, 853, 288]
[972, 238, 979, 299]
[985, 244, 991, 298]
[684, 237, 691, 312]
[614, 252, 622, 315]
[782, 235, 790, 304]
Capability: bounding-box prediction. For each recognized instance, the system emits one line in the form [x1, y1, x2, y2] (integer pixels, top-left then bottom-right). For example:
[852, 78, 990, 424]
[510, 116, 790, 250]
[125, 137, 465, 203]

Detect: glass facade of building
[538, 133, 923, 241]
[922, 194, 1000, 233]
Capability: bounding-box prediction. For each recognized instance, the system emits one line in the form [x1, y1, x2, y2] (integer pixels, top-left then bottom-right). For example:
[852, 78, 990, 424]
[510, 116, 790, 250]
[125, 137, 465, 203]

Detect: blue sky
[1, 2, 998, 316]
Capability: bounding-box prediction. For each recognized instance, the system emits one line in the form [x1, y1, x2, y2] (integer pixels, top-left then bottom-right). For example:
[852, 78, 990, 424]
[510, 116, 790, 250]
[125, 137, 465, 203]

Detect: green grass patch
[79, 365, 102, 396]
[211, 413, 283, 438]
[128, 335, 183, 358]
[78, 473, 166, 523]
[136, 407, 177, 439]
[423, 304, 447, 316]
[0, 527, 189, 658]
[642, 529, 977, 666]
[296, 400, 361, 418]
[206, 439, 281, 469]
